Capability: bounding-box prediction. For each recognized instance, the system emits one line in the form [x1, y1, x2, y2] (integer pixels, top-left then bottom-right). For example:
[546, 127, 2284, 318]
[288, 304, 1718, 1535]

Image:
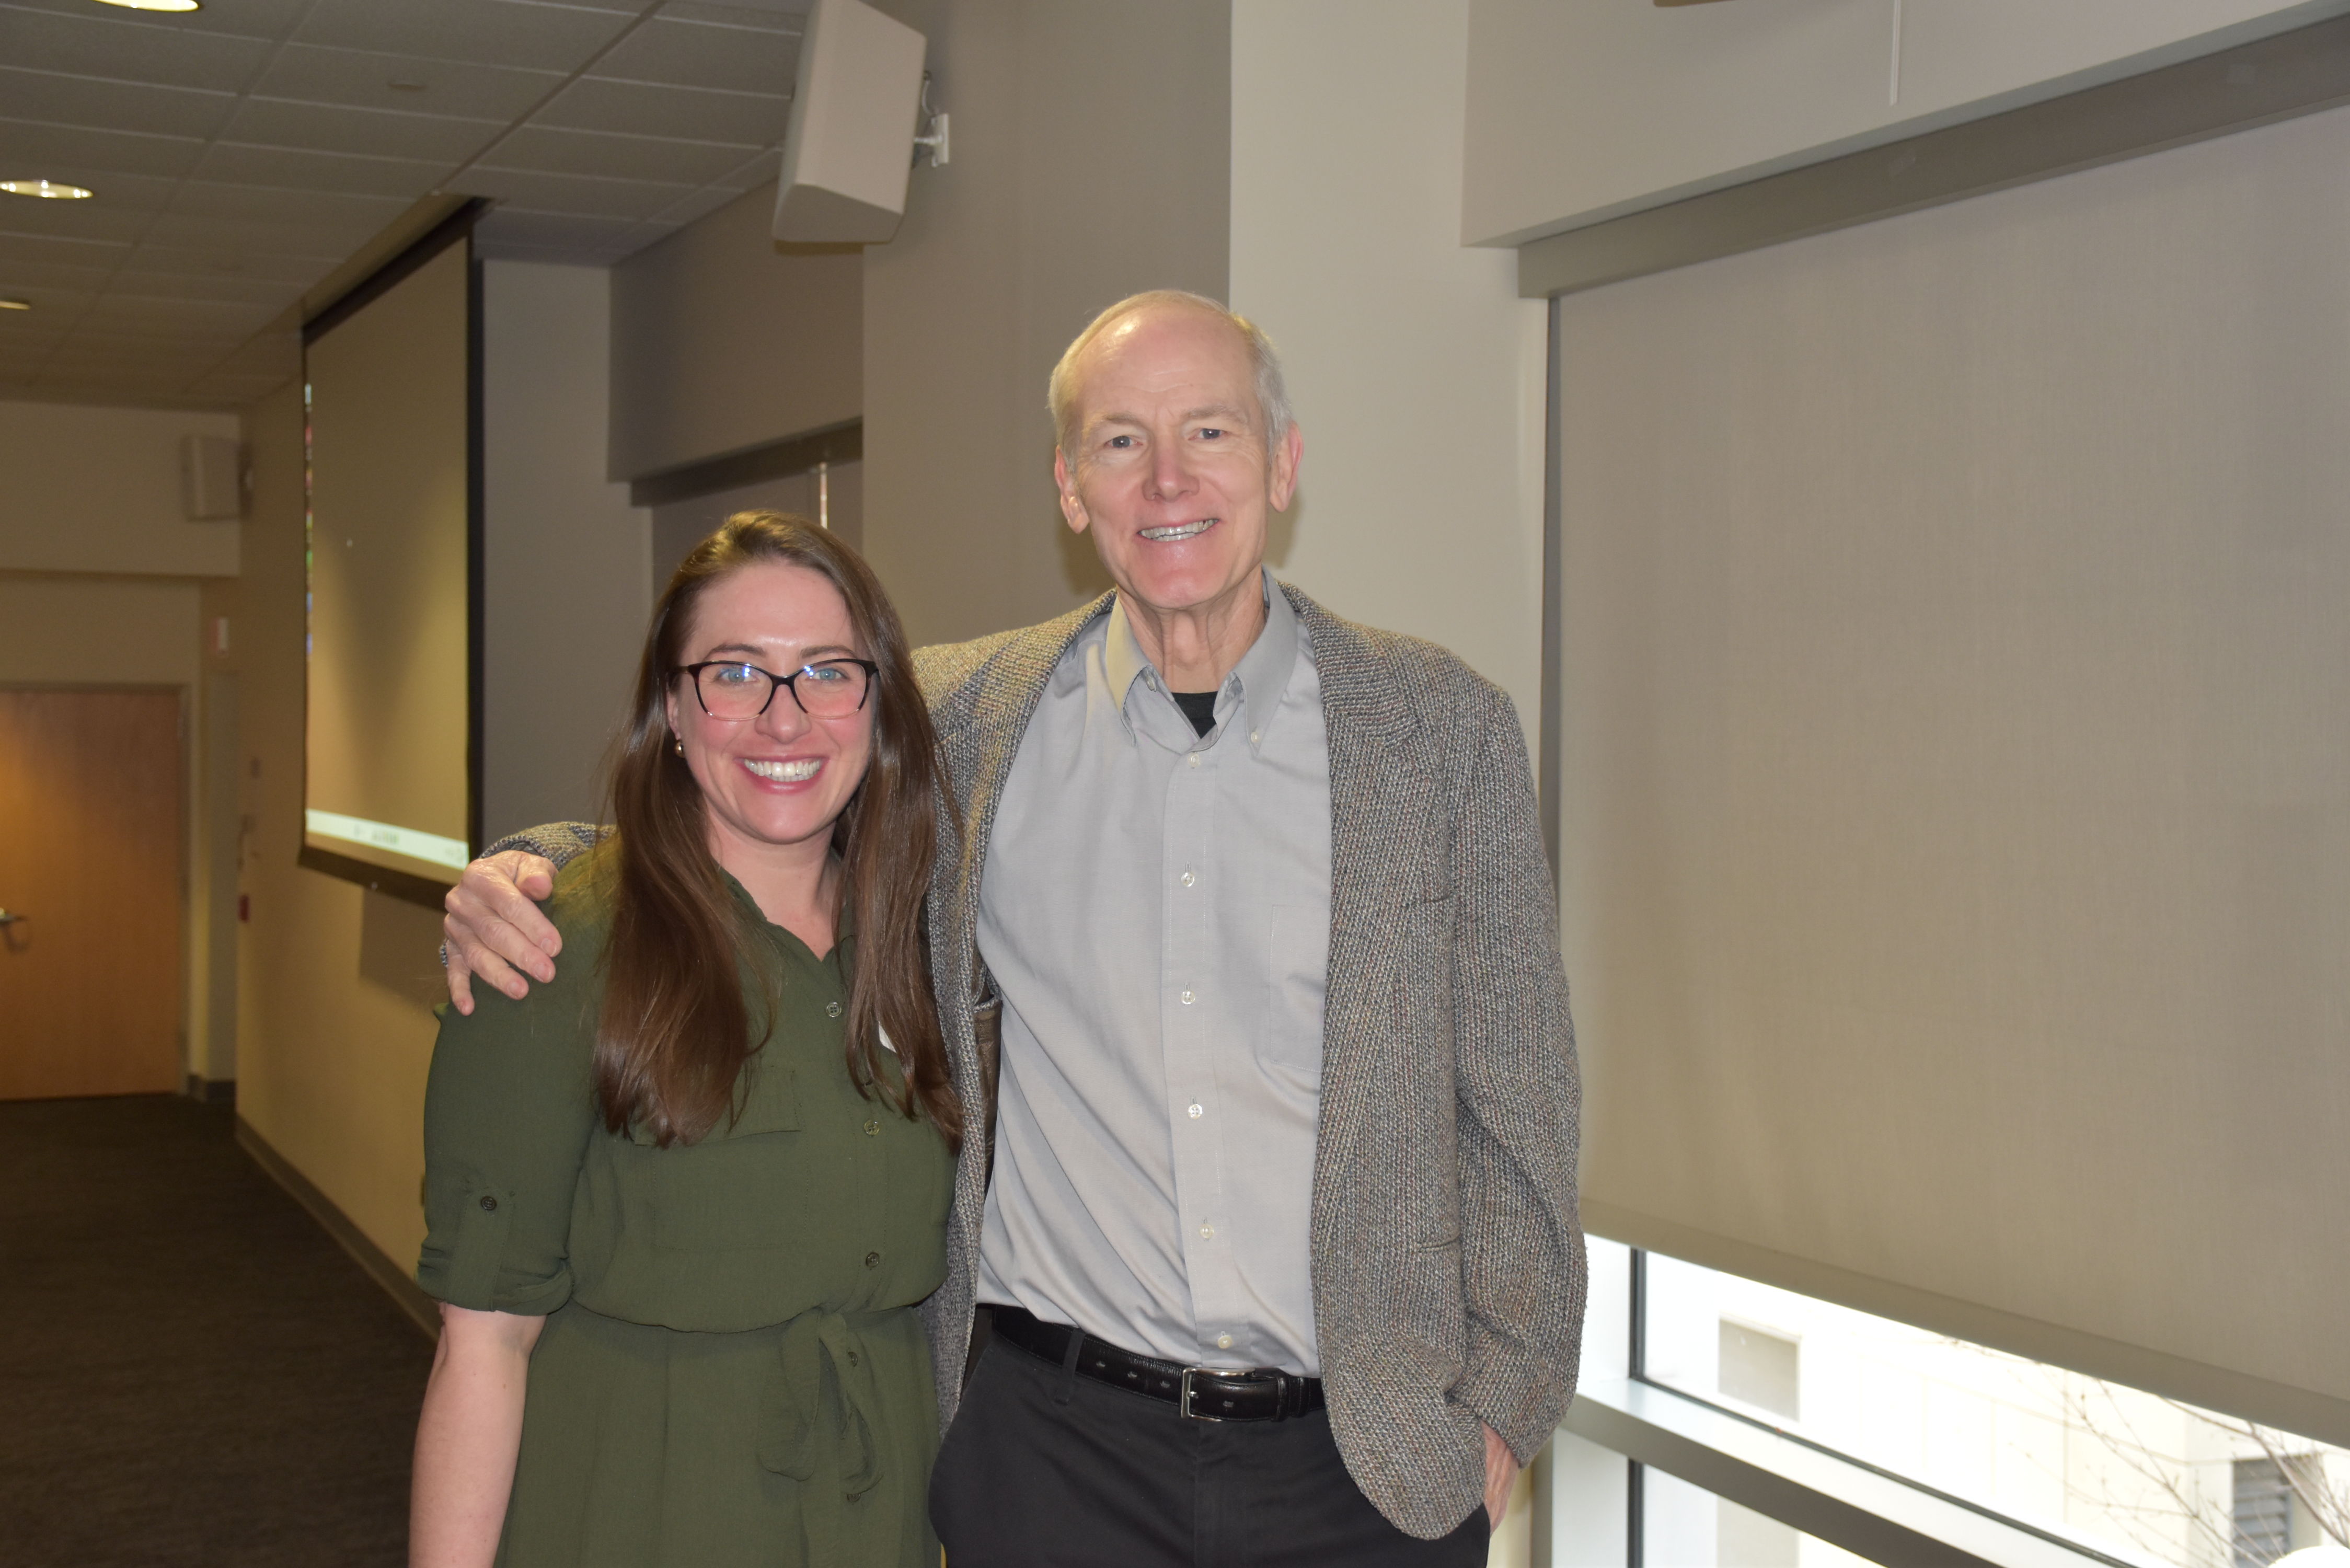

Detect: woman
[408, 513, 960, 1568]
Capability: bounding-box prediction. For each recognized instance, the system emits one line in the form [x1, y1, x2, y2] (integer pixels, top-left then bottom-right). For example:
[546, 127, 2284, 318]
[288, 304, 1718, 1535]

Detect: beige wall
[1460, 0, 2345, 247]
[859, 0, 1230, 648]
[0, 399, 240, 577]
[608, 184, 862, 483]
[1230, 0, 1547, 739]
[482, 260, 651, 841]
[234, 376, 445, 1270]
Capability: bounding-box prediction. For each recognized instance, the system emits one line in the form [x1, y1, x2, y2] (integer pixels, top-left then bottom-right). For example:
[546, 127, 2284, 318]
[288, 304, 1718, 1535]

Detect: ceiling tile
[128, 244, 332, 284]
[469, 123, 756, 185]
[0, 7, 277, 94]
[535, 76, 790, 144]
[140, 211, 361, 261]
[222, 98, 504, 164]
[0, 194, 157, 241]
[658, 0, 810, 30]
[0, 67, 238, 141]
[0, 256, 115, 291]
[470, 206, 639, 254]
[293, 0, 639, 75]
[108, 267, 297, 305]
[78, 294, 279, 337]
[0, 0, 310, 43]
[588, 16, 799, 95]
[458, 167, 693, 221]
[0, 230, 127, 268]
[646, 183, 740, 229]
[167, 179, 410, 232]
[252, 42, 566, 122]
[191, 142, 451, 202]
[0, 118, 207, 180]
[709, 146, 780, 192]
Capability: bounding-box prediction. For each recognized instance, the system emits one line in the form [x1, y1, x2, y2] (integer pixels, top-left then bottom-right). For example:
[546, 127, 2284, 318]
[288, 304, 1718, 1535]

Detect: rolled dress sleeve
[417, 874, 605, 1316]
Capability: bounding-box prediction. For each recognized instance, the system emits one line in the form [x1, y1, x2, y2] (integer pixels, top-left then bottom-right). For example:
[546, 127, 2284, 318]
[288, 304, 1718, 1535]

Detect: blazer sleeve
[1447, 679, 1587, 1463]
[485, 820, 606, 869]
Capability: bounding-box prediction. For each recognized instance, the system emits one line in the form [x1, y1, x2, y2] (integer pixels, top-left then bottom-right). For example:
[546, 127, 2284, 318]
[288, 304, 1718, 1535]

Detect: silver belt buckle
[1178, 1367, 1228, 1422]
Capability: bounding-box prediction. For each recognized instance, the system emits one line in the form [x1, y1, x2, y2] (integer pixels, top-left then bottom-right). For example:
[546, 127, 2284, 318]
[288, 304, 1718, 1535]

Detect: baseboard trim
[184, 1074, 236, 1106]
[234, 1117, 439, 1341]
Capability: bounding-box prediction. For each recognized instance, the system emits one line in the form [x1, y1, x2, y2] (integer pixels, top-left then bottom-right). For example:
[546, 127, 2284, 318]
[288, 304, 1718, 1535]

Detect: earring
[673, 736, 684, 756]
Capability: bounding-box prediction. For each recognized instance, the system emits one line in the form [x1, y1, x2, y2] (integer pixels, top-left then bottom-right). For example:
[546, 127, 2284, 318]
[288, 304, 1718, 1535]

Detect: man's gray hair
[1049, 290, 1293, 467]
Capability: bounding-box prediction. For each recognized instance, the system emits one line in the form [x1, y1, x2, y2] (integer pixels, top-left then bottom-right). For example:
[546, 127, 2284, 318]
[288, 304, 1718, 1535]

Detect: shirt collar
[1103, 570, 1299, 755]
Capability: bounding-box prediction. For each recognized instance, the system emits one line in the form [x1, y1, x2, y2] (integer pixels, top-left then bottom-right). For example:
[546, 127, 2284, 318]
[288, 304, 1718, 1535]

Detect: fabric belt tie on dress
[757, 1309, 900, 1565]
[991, 1306, 1325, 1421]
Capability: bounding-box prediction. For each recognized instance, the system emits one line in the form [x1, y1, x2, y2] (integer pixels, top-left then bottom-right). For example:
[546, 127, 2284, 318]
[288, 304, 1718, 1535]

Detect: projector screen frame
[296, 201, 487, 912]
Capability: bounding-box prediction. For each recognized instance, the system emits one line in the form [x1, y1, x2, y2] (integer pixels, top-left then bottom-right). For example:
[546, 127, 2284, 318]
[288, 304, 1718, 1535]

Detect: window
[1540, 1241, 2350, 1567]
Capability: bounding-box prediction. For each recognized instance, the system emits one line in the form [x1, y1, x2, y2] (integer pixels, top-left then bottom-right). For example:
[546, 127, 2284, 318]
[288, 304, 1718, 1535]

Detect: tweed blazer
[914, 583, 1585, 1539]
[492, 583, 1585, 1538]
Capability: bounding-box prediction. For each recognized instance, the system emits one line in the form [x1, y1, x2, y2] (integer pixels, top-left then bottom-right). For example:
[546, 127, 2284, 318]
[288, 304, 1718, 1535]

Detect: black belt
[989, 1306, 1324, 1422]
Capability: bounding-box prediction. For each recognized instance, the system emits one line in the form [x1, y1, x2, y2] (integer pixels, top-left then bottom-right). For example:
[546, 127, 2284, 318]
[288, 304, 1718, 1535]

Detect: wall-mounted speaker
[180, 434, 243, 522]
[772, 0, 928, 246]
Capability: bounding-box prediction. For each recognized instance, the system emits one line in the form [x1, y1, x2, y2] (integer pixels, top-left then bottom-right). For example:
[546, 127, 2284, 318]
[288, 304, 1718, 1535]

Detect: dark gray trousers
[929, 1335, 1490, 1567]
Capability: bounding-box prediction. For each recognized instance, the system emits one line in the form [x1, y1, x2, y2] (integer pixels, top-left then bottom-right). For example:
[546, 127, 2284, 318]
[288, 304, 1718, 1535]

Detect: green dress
[416, 848, 954, 1568]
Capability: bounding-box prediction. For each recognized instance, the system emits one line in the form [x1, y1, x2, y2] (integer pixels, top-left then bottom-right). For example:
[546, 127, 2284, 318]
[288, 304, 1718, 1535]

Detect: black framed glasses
[678, 659, 880, 720]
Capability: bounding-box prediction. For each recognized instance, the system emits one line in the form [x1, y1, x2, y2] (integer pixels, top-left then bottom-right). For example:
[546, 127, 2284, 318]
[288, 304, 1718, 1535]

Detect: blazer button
[864, 1119, 880, 1136]
[864, 1251, 881, 1269]
[478, 1195, 498, 1212]
[826, 1000, 843, 1018]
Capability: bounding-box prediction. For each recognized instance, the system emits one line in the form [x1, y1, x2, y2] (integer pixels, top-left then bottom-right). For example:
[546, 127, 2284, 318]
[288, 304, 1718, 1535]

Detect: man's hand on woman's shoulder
[442, 851, 563, 1013]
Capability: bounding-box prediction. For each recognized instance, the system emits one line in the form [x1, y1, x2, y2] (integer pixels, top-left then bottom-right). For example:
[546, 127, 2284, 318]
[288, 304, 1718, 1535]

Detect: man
[443, 291, 1584, 1564]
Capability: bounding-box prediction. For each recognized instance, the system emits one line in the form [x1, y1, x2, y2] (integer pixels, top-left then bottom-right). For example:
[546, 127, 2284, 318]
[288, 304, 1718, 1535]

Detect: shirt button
[1199, 1224, 1214, 1240]
[1249, 730, 1259, 745]
[864, 1120, 880, 1136]
[1186, 753, 1201, 769]
[1187, 1103, 1203, 1119]
[1180, 869, 1195, 887]
[864, 1251, 881, 1269]
[826, 1000, 842, 1018]
[1179, 989, 1195, 1006]
[1216, 1333, 1234, 1350]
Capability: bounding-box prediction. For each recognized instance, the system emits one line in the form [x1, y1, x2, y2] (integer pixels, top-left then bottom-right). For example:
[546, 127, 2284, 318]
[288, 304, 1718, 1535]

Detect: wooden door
[0, 689, 183, 1099]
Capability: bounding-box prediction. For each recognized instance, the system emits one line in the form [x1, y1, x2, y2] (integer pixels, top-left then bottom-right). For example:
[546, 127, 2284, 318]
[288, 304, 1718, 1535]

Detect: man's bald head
[1049, 291, 1293, 471]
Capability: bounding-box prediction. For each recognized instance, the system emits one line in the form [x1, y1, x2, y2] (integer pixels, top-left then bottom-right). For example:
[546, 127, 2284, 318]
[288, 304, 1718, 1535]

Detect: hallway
[1, 1095, 429, 1566]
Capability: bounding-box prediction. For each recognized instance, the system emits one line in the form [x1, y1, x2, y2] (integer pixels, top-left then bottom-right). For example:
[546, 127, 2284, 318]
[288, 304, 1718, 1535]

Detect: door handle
[0, 909, 22, 926]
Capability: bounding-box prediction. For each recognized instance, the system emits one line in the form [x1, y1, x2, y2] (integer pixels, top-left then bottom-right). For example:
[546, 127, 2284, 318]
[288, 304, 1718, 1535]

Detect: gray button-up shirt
[973, 573, 1334, 1374]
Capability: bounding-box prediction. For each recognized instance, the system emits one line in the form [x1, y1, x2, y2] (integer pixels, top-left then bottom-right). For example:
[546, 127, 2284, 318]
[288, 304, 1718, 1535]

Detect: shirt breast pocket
[1261, 903, 1329, 1078]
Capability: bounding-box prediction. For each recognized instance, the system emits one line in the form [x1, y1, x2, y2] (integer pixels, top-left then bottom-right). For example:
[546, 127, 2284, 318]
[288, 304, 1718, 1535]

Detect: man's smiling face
[1055, 303, 1299, 624]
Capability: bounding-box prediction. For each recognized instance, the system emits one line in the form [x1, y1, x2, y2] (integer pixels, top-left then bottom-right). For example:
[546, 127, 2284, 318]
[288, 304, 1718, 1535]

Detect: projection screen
[300, 218, 478, 907]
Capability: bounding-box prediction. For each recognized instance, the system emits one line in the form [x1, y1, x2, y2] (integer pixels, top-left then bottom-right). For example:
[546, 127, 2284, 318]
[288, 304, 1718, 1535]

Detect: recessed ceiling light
[87, 0, 202, 11]
[0, 297, 30, 312]
[1, 179, 95, 200]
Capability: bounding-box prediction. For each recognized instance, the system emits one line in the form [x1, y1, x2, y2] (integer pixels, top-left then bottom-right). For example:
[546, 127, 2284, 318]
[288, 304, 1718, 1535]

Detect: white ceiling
[0, 0, 808, 409]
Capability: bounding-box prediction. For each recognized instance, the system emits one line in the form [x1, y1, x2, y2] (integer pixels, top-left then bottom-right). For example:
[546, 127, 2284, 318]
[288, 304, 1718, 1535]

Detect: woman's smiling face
[663, 560, 875, 864]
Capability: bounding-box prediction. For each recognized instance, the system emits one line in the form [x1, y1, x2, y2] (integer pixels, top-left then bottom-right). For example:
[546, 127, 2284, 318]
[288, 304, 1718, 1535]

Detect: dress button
[1187, 1103, 1202, 1119]
[478, 1195, 497, 1212]
[826, 1000, 842, 1018]
[864, 1251, 881, 1269]
[863, 1120, 880, 1136]
[1179, 989, 1195, 1006]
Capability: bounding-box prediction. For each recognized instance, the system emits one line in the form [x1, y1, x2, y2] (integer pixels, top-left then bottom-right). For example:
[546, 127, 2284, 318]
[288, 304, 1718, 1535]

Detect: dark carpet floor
[0, 1095, 431, 1567]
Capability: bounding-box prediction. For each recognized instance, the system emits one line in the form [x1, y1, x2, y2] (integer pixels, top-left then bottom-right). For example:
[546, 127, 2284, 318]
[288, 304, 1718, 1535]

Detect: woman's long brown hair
[594, 512, 959, 1148]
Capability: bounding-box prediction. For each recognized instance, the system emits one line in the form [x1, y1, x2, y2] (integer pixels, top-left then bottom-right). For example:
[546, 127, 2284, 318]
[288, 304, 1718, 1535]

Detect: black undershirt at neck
[1171, 690, 1218, 738]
